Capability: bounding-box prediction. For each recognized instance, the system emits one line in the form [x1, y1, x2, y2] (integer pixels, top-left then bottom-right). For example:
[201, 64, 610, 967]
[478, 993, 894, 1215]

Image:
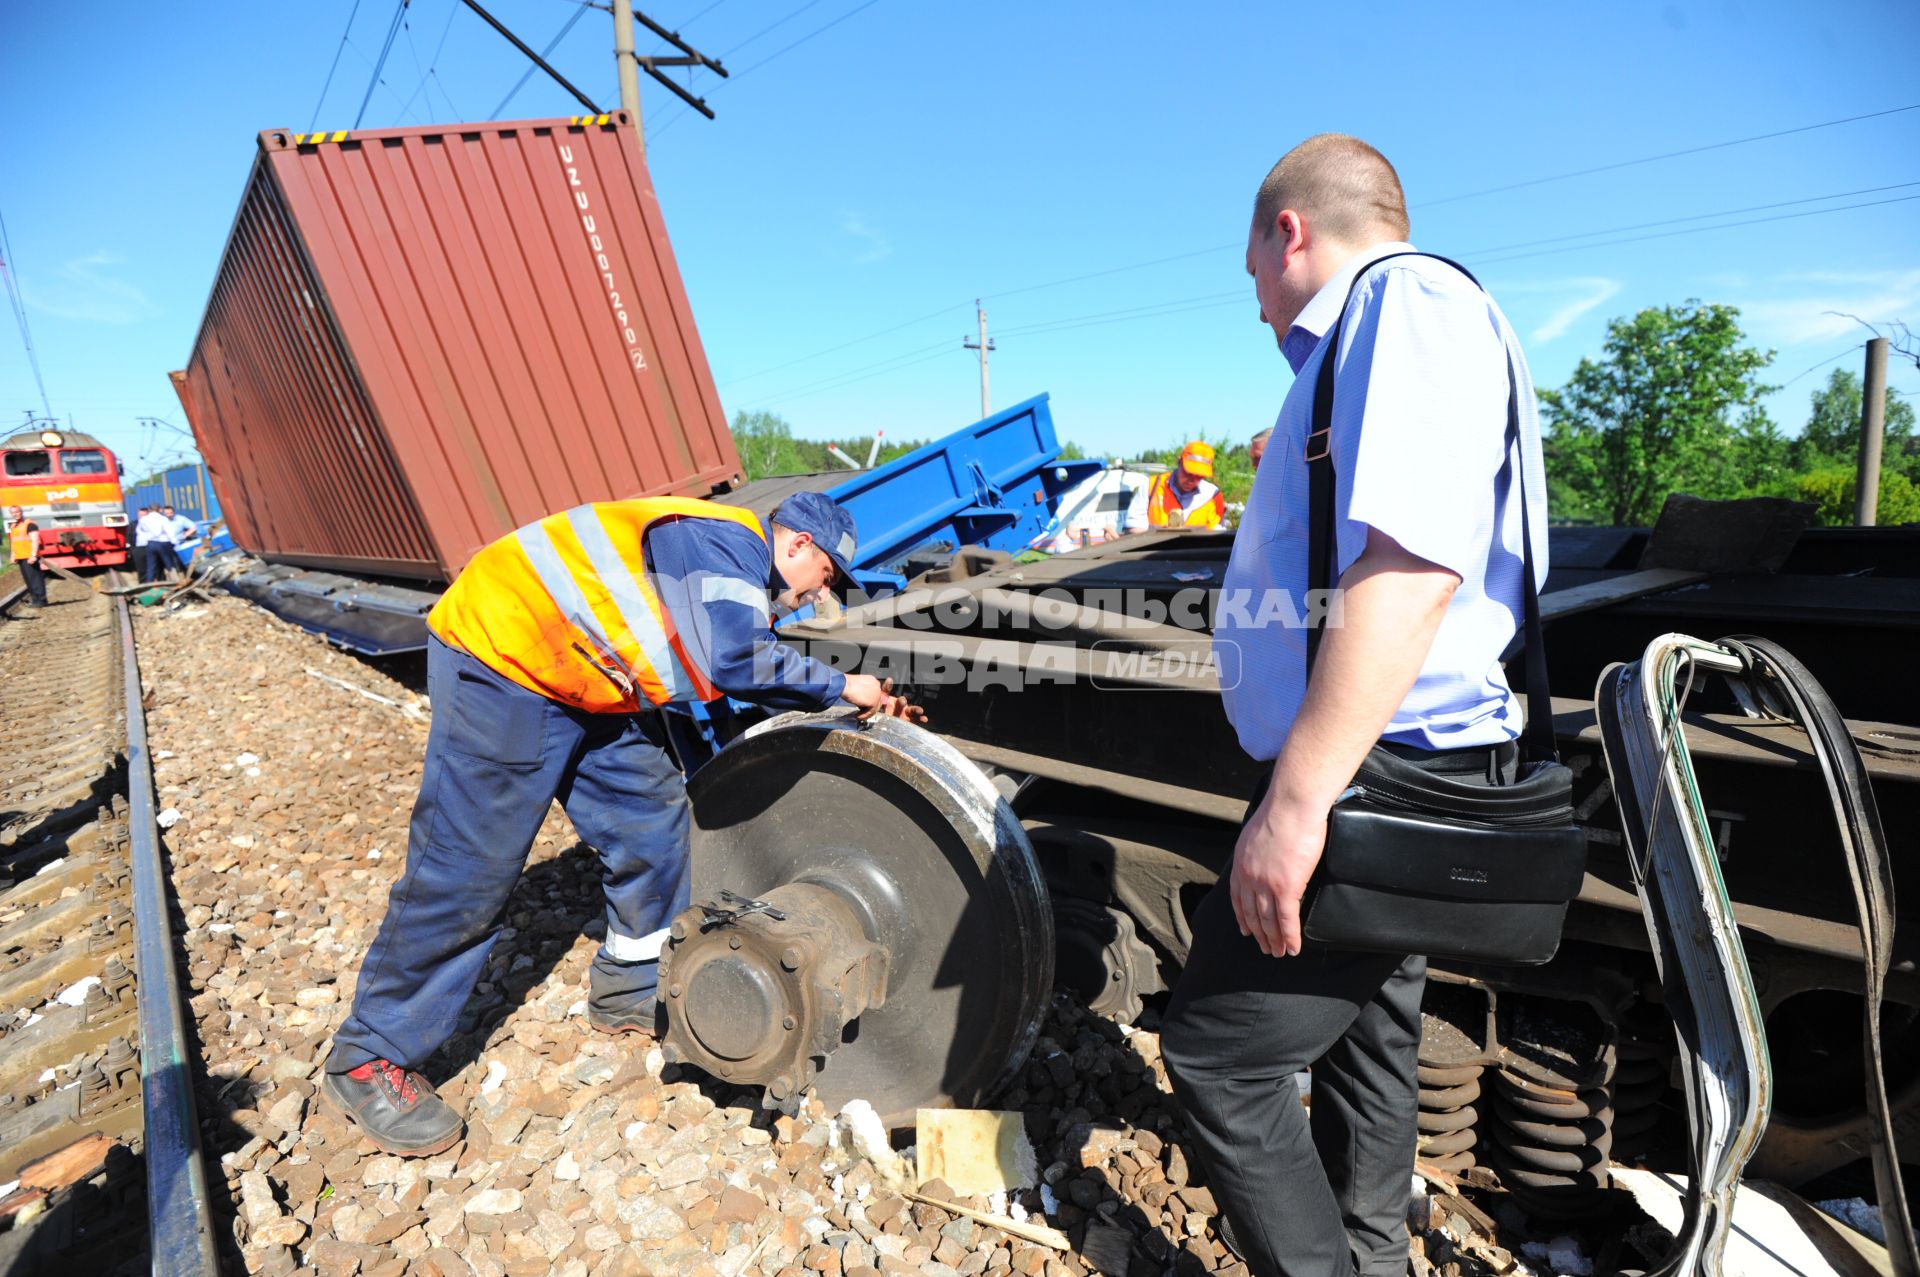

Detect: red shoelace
[349, 1059, 420, 1105]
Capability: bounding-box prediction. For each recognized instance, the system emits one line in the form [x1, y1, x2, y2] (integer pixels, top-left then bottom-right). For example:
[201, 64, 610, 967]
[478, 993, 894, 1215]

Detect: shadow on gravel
[420, 839, 609, 1082]
[0, 762, 126, 880]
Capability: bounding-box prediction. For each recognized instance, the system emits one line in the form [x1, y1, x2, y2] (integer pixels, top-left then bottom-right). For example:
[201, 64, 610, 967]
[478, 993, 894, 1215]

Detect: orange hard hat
[1178, 441, 1216, 479]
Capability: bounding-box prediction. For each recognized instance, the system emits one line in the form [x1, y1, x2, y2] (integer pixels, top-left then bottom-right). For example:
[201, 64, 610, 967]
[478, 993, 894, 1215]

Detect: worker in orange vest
[325, 492, 919, 1155]
[1147, 441, 1228, 528]
[6, 507, 47, 608]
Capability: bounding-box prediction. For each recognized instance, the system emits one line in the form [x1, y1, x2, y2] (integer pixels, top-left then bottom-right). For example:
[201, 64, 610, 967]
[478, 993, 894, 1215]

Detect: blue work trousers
[330, 634, 690, 1073]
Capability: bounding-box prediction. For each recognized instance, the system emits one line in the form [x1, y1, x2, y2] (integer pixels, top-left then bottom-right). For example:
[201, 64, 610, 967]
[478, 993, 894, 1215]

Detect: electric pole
[613, 0, 644, 149]
[963, 299, 994, 420]
[1855, 336, 1890, 526]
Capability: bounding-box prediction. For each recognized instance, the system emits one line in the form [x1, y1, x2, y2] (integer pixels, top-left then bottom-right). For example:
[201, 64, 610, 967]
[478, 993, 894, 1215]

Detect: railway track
[0, 575, 219, 1273]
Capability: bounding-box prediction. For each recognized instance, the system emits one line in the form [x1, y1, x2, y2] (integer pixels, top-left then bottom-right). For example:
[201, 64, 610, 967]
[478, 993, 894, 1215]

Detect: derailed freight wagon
[171, 113, 741, 646]
[659, 509, 1920, 1220]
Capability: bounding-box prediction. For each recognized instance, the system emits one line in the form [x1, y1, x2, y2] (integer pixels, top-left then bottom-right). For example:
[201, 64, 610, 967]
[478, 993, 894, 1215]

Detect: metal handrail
[119, 596, 222, 1274]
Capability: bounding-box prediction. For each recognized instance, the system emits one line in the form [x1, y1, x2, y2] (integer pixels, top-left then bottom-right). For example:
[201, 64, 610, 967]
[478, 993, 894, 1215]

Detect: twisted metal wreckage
[1600, 633, 1917, 1275]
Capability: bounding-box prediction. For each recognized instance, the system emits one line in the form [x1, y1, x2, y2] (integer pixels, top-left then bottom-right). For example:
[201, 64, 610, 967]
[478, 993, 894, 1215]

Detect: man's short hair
[1253, 134, 1410, 245]
[1249, 427, 1274, 447]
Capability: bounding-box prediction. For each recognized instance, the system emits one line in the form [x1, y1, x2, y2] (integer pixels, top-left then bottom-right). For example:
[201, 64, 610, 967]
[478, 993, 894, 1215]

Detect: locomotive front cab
[1, 430, 130, 570]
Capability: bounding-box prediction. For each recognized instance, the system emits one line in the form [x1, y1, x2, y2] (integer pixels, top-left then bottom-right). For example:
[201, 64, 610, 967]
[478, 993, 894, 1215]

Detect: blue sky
[1, 1, 1916, 477]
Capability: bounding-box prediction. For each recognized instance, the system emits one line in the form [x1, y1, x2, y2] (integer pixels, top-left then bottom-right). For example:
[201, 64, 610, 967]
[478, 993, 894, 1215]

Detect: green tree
[1790, 465, 1920, 526]
[1538, 302, 1776, 525]
[1790, 366, 1918, 481]
[731, 410, 812, 480]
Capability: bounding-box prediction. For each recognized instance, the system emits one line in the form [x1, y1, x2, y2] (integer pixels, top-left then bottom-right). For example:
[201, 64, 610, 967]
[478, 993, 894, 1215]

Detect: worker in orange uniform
[1148, 441, 1229, 528]
[325, 492, 920, 1155]
[6, 507, 47, 608]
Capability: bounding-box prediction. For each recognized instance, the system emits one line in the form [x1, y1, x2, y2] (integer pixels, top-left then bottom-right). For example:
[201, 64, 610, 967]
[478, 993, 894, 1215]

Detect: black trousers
[16, 560, 46, 606]
[1162, 741, 1514, 1277]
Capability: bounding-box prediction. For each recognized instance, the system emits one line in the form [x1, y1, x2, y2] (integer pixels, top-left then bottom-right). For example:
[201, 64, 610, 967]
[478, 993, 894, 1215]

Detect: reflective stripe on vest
[429, 498, 767, 712]
[1147, 473, 1222, 528]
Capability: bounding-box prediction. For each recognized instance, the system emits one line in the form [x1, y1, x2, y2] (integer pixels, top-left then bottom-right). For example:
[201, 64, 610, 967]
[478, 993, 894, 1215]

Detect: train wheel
[666, 711, 1054, 1126]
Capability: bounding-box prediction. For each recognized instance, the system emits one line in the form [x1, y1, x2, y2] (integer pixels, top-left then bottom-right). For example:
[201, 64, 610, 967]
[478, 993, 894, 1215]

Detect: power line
[311, 0, 367, 130]
[995, 290, 1246, 339]
[0, 202, 53, 421]
[1779, 344, 1866, 389]
[720, 301, 969, 386]
[872, 103, 1920, 314]
[720, 0, 827, 56]
[740, 344, 958, 409]
[491, 2, 591, 118]
[1421, 103, 1920, 208]
[647, 0, 884, 142]
[675, 0, 732, 26]
[354, 0, 412, 129]
[1462, 180, 1920, 256]
[728, 0, 880, 79]
[1473, 191, 1920, 265]
[399, 0, 463, 122]
[734, 337, 955, 408]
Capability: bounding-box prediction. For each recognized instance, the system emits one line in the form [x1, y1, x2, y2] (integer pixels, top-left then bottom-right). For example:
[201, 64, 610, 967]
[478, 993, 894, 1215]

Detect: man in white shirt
[135, 507, 173, 583]
[163, 506, 198, 572]
[1162, 134, 1548, 1277]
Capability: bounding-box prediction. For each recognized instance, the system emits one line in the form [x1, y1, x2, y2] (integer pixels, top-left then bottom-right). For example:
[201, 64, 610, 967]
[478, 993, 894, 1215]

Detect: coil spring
[1415, 1059, 1483, 1173]
[1610, 1034, 1671, 1163]
[1485, 1051, 1615, 1220]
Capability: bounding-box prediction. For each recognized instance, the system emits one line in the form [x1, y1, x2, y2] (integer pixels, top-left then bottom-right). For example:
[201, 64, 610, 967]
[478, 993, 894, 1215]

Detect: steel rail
[119, 596, 222, 1274]
[0, 584, 26, 616]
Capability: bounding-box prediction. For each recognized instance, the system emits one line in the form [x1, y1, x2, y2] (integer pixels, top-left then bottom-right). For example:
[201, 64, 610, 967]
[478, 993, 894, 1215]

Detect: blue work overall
[329, 634, 688, 1073]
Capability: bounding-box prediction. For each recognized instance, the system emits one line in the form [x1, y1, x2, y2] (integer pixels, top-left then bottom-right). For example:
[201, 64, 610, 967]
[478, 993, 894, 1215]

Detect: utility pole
[963, 299, 994, 420]
[1855, 336, 1890, 526]
[612, 0, 644, 150]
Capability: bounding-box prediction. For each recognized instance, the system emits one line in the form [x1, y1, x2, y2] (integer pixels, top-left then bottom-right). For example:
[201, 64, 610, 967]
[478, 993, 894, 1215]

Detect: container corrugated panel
[175, 112, 741, 581]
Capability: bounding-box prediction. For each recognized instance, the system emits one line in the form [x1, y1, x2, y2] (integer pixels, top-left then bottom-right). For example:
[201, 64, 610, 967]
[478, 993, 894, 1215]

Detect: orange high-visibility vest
[8, 519, 36, 562]
[1146, 473, 1225, 528]
[429, 498, 768, 713]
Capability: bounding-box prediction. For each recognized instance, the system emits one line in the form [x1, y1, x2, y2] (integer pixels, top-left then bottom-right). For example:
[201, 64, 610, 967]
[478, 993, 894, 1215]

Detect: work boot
[587, 952, 663, 1037]
[587, 991, 662, 1036]
[321, 1057, 463, 1156]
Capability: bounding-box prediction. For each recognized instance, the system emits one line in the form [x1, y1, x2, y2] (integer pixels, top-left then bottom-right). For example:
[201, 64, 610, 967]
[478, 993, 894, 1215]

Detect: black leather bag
[1298, 252, 1587, 966]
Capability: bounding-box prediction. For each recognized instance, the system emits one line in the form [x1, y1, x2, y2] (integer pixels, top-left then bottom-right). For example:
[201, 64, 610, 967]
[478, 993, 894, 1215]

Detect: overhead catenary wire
[737, 344, 958, 409]
[353, 0, 412, 129]
[741, 184, 1920, 400]
[398, 0, 465, 122]
[0, 202, 54, 421]
[1778, 344, 1867, 390]
[1470, 191, 1920, 266]
[646, 0, 885, 142]
[1421, 103, 1920, 209]
[734, 337, 956, 408]
[887, 102, 1920, 316]
[491, 2, 592, 118]
[311, 0, 367, 130]
[720, 301, 970, 386]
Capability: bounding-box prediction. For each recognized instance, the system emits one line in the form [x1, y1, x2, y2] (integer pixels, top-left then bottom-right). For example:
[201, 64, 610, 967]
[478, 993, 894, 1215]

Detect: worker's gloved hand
[843, 674, 930, 724]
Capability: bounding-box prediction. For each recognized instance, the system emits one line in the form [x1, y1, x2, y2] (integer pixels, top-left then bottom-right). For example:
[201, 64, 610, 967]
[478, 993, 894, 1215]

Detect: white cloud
[1737, 269, 1920, 345]
[22, 251, 156, 324]
[1489, 276, 1623, 344]
[838, 214, 892, 265]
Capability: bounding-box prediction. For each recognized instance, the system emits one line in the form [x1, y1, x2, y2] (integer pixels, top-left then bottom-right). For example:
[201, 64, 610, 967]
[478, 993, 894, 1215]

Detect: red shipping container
[173, 113, 741, 582]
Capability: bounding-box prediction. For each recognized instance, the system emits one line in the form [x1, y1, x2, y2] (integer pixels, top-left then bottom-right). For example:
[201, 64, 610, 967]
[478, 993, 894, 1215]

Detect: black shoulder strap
[1303, 251, 1556, 763]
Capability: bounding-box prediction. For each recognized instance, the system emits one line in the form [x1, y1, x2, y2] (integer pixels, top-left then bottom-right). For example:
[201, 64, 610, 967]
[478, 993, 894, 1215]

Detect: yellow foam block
[915, 1109, 1039, 1195]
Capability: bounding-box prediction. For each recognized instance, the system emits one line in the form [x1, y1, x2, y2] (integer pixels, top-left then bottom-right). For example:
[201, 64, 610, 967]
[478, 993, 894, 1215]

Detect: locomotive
[0, 429, 130, 570]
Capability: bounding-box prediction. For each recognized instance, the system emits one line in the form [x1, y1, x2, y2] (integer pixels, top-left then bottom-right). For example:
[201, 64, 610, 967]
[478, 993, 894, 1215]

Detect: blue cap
[770, 491, 858, 583]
